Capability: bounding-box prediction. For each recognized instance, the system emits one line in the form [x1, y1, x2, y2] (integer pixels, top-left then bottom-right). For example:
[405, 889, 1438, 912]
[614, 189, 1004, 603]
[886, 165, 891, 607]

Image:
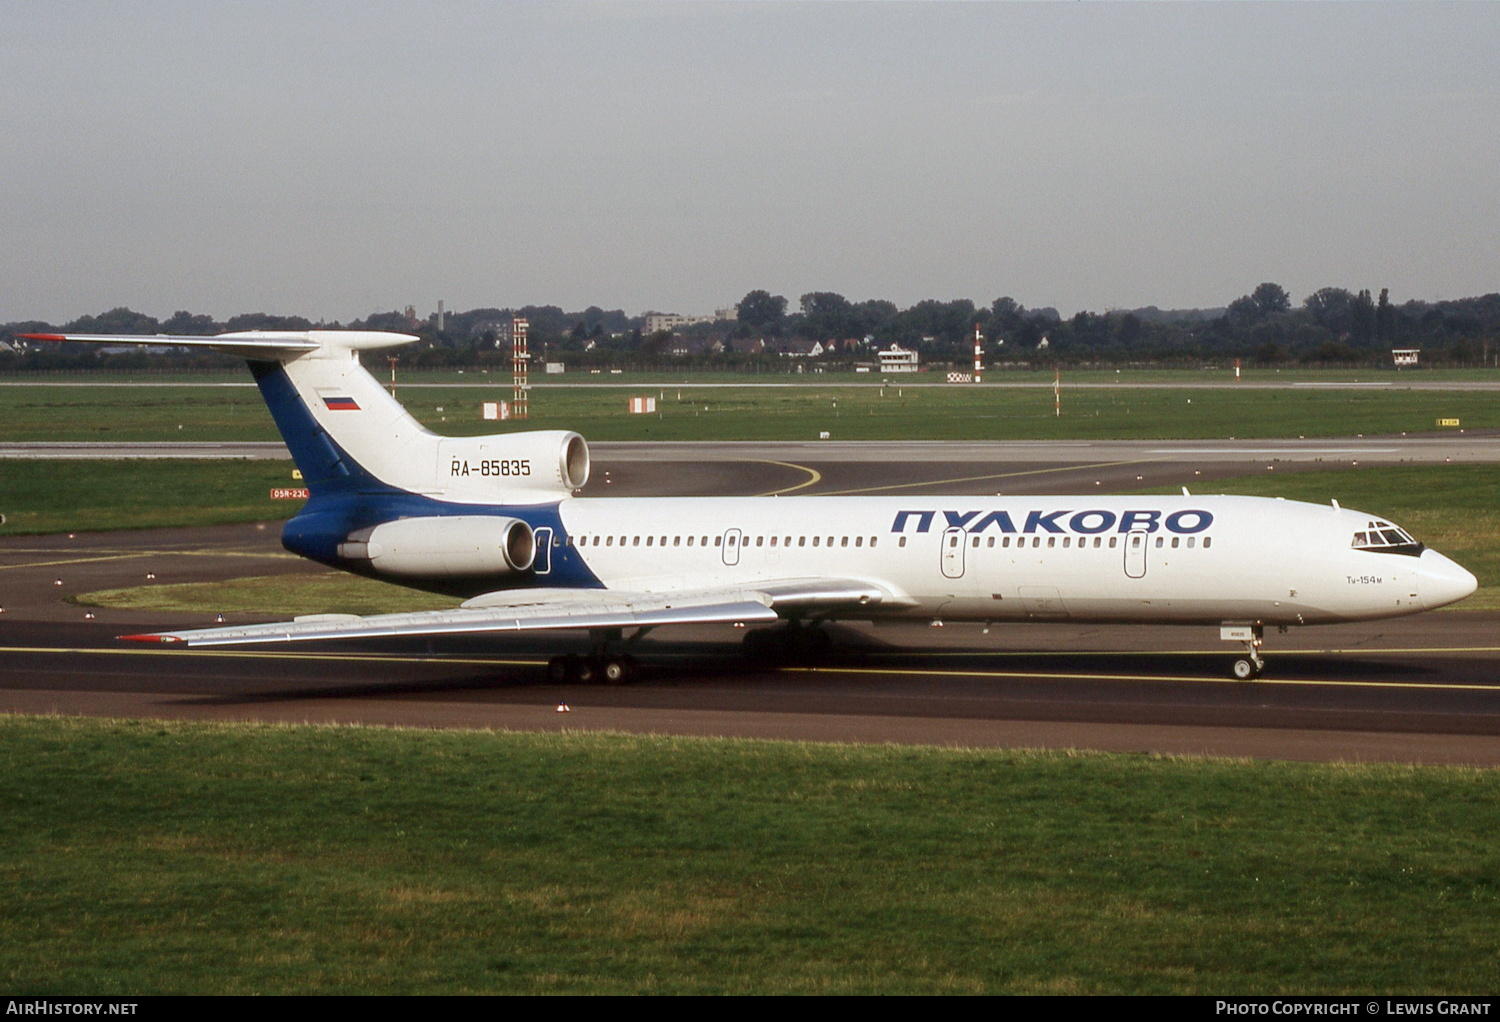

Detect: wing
[120, 577, 909, 647]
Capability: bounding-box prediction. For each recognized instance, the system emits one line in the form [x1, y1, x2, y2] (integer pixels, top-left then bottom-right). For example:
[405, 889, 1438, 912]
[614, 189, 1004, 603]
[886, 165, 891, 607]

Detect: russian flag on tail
[322, 396, 360, 411]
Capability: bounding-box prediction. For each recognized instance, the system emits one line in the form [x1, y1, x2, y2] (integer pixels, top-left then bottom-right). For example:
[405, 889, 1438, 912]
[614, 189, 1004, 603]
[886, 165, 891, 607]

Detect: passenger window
[899, 537, 907, 548]
[1204, 537, 1212, 549]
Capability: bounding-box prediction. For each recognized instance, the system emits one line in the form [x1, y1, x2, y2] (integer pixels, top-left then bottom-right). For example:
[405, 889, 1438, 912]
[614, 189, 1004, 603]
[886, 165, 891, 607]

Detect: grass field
[1, 376, 1495, 441]
[0, 459, 301, 534]
[7, 365, 1499, 386]
[2, 716, 1495, 995]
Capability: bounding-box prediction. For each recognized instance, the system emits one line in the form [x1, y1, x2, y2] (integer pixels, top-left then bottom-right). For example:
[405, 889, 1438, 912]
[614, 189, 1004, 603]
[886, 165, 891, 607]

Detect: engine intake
[338, 515, 535, 578]
[437, 430, 590, 501]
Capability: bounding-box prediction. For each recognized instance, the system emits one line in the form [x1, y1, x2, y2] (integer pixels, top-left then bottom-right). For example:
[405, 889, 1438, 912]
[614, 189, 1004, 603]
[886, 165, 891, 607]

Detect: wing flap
[118, 577, 908, 648]
[121, 594, 778, 647]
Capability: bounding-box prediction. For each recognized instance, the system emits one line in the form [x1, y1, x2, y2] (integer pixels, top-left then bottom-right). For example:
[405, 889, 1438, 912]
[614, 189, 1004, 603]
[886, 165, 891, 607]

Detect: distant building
[1392, 348, 1420, 368]
[879, 344, 919, 373]
[646, 311, 731, 334]
[774, 339, 826, 358]
[669, 336, 725, 357]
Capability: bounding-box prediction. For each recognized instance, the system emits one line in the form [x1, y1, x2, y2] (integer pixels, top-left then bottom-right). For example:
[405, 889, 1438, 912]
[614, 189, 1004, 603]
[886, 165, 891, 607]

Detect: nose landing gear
[1222, 622, 1265, 680]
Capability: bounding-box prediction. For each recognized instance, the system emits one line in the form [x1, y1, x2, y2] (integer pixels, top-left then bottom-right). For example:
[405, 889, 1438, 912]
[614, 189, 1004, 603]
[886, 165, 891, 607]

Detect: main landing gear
[741, 620, 832, 661]
[547, 627, 650, 685]
[1222, 623, 1265, 680]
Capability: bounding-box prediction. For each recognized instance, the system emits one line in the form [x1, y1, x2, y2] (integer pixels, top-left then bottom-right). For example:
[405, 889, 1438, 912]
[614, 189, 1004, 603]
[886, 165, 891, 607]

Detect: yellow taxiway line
[816, 459, 1163, 497]
[783, 663, 1500, 692]
[3, 644, 1495, 693]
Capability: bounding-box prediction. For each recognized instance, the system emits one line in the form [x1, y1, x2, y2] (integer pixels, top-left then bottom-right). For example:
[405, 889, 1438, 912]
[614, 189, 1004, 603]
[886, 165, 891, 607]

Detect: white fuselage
[546, 493, 1472, 627]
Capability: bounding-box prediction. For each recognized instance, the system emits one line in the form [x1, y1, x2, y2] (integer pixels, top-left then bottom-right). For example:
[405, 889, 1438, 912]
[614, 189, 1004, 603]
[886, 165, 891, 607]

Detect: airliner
[23, 329, 1478, 681]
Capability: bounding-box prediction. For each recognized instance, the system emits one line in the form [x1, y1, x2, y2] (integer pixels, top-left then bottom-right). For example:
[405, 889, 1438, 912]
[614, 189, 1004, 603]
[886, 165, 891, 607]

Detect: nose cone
[1417, 550, 1479, 610]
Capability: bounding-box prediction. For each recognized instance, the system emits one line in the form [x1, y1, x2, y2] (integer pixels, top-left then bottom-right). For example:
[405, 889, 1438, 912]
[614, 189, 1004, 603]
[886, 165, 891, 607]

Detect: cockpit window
[1352, 520, 1424, 556]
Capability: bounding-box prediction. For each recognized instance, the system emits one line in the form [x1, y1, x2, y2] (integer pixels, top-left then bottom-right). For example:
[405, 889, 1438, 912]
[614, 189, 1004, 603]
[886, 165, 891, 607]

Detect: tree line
[3, 282, 1497, 372]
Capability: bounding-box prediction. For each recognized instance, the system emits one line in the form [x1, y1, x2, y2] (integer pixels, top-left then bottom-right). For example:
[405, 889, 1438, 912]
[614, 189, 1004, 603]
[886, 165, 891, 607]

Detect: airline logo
[891, 508, 1214, 535]
[322, 396, 360, 411]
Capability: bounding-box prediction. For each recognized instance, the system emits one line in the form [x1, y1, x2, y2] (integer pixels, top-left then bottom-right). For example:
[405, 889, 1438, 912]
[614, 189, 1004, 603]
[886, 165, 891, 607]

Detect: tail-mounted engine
[436, 430, 590, 503]
[338, 515, 536, 579]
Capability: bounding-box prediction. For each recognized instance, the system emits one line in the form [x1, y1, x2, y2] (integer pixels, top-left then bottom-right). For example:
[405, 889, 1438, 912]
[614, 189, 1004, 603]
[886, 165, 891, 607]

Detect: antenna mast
[512, 316, 529, 420]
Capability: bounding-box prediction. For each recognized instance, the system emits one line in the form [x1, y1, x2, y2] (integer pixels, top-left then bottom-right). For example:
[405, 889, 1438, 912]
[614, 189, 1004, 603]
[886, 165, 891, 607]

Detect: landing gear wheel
[548, 655, 573, 683]
[1231, 656, 1264, 680]
[602, 655, 636, 685]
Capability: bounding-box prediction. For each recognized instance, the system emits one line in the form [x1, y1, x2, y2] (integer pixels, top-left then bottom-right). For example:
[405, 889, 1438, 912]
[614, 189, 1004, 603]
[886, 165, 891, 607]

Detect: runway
[5, 433, 1499, 466]
[2, 442, 1497, 766]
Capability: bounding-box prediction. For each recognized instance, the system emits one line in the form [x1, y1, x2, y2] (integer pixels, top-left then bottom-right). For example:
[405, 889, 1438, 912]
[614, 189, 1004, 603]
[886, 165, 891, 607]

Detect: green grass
[0, 459, 302, 534]
[449, 384, 1499, 442]
[8, 365, 1496, 387]
[2, 716, 1495, 994]
[74, 571, 460, 616]
[0, 383, 276, 442]
[2, 377, 1495, 441]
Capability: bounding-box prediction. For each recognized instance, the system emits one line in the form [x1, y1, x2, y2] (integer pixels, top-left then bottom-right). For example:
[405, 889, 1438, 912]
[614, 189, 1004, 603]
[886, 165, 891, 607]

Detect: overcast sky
[3, 1, 1497, 325]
